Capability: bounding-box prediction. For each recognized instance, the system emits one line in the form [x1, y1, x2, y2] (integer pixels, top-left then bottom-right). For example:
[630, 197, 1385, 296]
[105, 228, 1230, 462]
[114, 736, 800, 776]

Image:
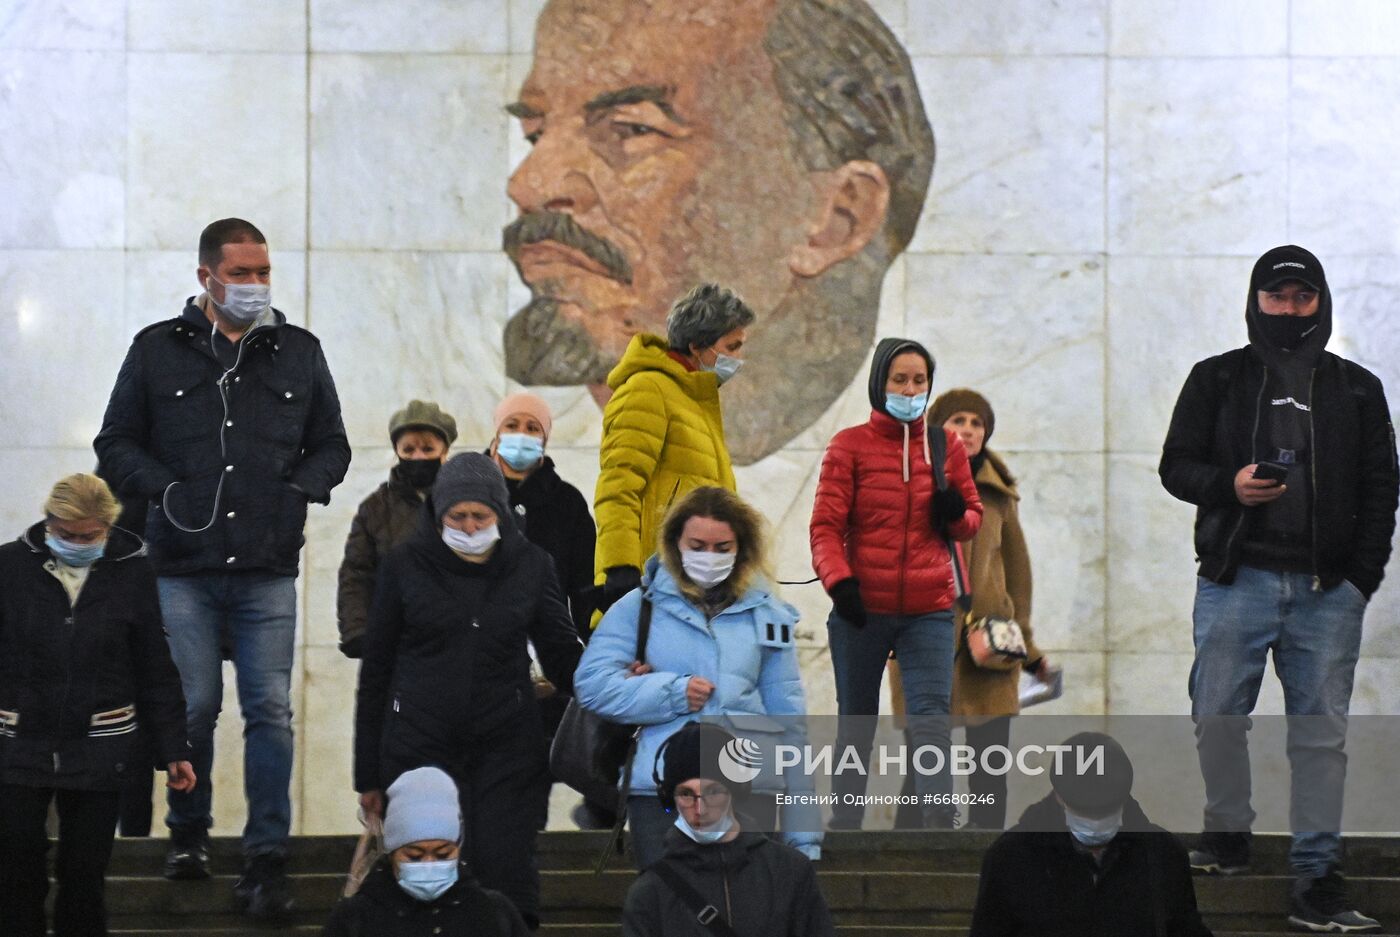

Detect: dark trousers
[0, 785, 121, 937]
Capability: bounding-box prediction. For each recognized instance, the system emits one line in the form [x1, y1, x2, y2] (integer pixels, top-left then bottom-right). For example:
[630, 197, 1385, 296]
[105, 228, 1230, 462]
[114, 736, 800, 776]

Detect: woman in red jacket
[810, 338, 982, 829]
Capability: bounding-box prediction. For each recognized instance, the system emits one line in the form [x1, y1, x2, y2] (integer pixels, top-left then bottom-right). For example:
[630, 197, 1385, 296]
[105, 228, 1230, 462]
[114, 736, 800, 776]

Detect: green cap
[388, 400, 458, 446]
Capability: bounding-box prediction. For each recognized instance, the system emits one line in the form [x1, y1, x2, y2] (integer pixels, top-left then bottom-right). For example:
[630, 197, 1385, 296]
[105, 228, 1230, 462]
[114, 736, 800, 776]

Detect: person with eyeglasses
[621, 722, 834, 937]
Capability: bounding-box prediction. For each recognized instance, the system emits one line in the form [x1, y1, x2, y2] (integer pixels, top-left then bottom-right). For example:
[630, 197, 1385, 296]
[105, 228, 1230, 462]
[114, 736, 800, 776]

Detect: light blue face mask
[207, 274, 271, 325]
[396, 858, 459, 902]
[884, 391, 929, 423]
[702, 351, 744, 385]
[675, 810, 735, 845]
[1064, 806, 1123, 847]
[496, 433, 545, 471]
[45, 534, 106, 568]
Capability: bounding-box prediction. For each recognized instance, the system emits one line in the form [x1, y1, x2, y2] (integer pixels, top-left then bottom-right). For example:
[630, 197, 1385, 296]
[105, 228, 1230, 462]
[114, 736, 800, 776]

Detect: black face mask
[1256, 313, 1318, 351]
[398, 458, 442, 489]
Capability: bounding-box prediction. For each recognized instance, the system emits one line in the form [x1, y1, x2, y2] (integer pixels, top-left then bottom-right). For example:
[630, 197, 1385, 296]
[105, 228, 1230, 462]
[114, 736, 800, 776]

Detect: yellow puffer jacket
[594, 334, 737, 578]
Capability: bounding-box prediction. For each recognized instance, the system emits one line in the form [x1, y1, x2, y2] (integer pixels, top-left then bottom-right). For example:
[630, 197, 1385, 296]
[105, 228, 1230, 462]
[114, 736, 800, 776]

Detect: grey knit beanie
[383, 767, 461, 851]
[431, 452, 513, 530]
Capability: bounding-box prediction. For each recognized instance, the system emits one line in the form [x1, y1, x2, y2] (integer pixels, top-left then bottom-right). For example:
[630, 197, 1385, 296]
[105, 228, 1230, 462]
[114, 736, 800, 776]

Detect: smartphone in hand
[1252, 461, 1289, 482]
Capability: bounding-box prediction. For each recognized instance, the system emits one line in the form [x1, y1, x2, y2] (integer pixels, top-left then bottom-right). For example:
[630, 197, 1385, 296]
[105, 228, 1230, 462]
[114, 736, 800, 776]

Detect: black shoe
[1288, 868, 1381, 933]
[571, 802, 617, 830]
[163, 830, 211, 881]
[234, 853, 295, 923]
[923, 806, 960, 830]
[1189, 830, 1251, 875]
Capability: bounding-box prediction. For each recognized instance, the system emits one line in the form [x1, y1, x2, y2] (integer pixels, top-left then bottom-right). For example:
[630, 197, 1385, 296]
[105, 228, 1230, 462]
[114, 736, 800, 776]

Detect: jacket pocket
[149, 370, 218, 450]
[252, 372, 312, 449]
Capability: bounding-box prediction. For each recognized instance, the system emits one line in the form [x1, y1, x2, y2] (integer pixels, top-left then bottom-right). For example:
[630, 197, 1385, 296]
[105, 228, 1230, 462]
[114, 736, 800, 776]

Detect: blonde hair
[659, 487, 773, 603]
[44, 473, 121, 527]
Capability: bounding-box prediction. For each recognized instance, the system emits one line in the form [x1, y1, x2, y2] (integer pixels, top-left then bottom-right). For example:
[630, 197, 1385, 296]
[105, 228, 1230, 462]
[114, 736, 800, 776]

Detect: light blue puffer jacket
[574, 556, 822, 857]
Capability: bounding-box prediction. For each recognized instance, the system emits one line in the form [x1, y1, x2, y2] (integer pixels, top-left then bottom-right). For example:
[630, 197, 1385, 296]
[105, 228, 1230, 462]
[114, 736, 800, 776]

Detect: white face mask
[442, 523, 500, 556]
[1064, 806, 1123, 847]
[207, 274, 271, 325]
[675, 810, 734, 845]
[681, 549, 736, 587]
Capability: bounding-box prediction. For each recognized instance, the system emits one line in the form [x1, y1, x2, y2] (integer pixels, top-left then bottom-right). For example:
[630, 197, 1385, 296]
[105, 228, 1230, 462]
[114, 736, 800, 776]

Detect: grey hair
[666, 283, 757, 353]
[764, 0, 935, 259]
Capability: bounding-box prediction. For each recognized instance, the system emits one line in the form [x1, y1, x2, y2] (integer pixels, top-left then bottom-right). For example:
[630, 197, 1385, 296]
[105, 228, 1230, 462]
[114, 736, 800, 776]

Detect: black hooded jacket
[1159, 247, 1398, 596]
[353, 503, 584, 792]
[969, 794, 1213, 937]
[0, 524, 189, 790]
[321, 858, 528, 937]
[502, 456, 597, 637]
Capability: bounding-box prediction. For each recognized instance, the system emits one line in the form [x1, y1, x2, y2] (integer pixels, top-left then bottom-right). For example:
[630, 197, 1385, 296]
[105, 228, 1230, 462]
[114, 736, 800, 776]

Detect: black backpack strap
[928, 424, 948, 491]
[649, 859, 741, 937]
[636, 596, 653, 660]
[596, 596, 656, 874]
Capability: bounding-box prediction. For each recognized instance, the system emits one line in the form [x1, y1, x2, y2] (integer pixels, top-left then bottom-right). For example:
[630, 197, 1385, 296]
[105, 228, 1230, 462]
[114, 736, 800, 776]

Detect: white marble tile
[1291, 60, 1400, 257]
[313, 0, 507, 53]
[1292, 0, 1400, 56]
[298, 646, 361, 833]
[127, 53, 307, 250]
[0, 448, 101, 540]
[309, 250, 509, 449]
[904, 253, 1106, 452]
[907, 0, 1107, 55]
[124, 248, 309, 336]
[910, 57, 1105, 254]
[1107, 652, 1193, 714]
[1109, 0, 1287, 56]
[1105, 256, 1252, 454]
[0, 0, 124, 49]
[1107, 58, 1288, 256]
[0, 250, 129, 447]
[310, 54, 509, 251]
[128, 0, 307, 52]
[1105, 454, 1199, 656]
[0, 52, 124, 248]
[865, 0, 907, 45]
[509, 0, 548, 54]
[1351, 658, 1400, 717]
[1029, 651, 1106, 715]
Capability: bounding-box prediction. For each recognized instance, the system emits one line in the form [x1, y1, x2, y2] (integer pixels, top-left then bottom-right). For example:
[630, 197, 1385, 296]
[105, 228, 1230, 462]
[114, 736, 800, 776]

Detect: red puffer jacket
[810, 412, 983, 615]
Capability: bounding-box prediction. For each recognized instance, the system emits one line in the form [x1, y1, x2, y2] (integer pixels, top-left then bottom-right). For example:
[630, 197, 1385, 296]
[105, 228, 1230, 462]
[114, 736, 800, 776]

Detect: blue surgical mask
[702, 351, 743, 385]
[675, 811, 734, 845]
[884, 391, 929, 423]
[45, 534, 106, 568]
[207, 274, 271, 325]
[1064, 806, 1122, 847]
[396, 858, 458, 902]
[496, 433, 545, 471]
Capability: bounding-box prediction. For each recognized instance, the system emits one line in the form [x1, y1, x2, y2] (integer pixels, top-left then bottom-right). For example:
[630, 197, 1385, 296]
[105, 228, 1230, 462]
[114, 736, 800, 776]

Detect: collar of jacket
[867, 408, 925, 439]
[176, 297, 286, 345]
[639, 554, 784, 622]
[976, 449, 1019, 501]
[21, 521, 146, 563]
[498, 454, 561, 502]
[606, 334, 720, 401]
[658, 824, 768, 872]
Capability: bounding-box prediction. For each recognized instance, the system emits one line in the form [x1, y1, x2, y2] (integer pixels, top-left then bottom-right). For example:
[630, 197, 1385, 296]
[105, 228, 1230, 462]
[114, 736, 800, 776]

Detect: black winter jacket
[94, 301, 351, 577]
[1160, 345, 1398, 596]
[505, 457, 597, 637]
[321, 859, 528, 937]
[969, 794, 1213, 937]
[622, 829, 835, 937]
[0, 524, 189, 791]
[337, 464, 425, 659]
[353, 514, 584, 792]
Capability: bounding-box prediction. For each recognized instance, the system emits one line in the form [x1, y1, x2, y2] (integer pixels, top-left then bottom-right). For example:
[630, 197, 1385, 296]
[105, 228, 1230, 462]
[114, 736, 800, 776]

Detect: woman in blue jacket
[574, 486, 821, 870]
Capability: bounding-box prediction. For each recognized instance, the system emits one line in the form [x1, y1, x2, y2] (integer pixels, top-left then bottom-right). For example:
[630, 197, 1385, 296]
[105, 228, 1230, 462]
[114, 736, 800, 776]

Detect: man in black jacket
[94, 218, 351, 920]
[969, 732, 1212, 937]
[1159, 245, 1397, 933]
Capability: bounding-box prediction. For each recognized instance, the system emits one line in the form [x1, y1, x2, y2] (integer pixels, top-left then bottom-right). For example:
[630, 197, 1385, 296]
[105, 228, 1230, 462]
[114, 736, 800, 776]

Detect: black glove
[930, 487, 966, 529]
[599, 566, 642, 613]
[829, 578, 867, 629]
[339, 636, 364, 660]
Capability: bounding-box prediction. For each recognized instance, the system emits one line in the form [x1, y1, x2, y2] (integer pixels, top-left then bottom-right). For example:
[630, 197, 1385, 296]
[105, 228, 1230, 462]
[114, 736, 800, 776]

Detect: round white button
[226, 511, 236, 519]
[226, 556, 235, 564]
[284, 391, 292, 398]
[175, 389, 184, 397]
[225, 465, 234, 472]
[226, 420, 233, 427]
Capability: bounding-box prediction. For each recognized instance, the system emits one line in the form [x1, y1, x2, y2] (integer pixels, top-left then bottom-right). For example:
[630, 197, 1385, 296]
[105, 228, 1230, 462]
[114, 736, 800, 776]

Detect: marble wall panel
[906, 0, 1106, 55]
[905, 254, 1106, 452]
[128, 1, 307, 52]
[909, 58, 1105, 254]
[1109, 0, 1287, 57]
[0, 448, 100, 539]
[301, 455, 387, 649]
[0, 0, 123, 49]
[312, 0, 507, 53]
[1291, 59, 1400, 257]
[310, 55, 509, 251]
[0, 250, 129, 447]
[508, 0, 547, 53]
[1107, 651, 1193, 714]
[1108, 58, 1288, 256]
[1292, 0, 1400, 56]
[0, 51, 125, 248]
[298, 646, 360, 833]
[127, 53, 307, 250]
[1029, 651, 1107, 716]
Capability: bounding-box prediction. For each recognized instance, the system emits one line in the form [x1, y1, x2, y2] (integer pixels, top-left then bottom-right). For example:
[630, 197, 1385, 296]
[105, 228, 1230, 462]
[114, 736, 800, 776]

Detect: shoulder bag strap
[597, 596, 656, 874]
[928, 424, 972, 612]
[650, 859, 742, 937]
[636, 596, 653, 661]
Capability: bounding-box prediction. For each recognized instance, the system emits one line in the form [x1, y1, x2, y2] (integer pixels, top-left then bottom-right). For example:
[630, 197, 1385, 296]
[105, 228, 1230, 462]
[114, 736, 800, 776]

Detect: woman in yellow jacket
[594, 283, 753, 613]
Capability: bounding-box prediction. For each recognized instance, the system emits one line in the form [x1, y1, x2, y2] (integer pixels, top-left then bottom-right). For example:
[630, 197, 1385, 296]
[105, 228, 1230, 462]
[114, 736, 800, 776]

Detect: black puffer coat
[94, 301, 351, 577]
[622, 829, 835, 937]
[353, 513, 584, 793]
[321, 859, 528, 937]
[0, 523, 189, 790]
[337, 464, 425, 658]
[969, 794, 1213, 937]
[505, 457, 597, 637]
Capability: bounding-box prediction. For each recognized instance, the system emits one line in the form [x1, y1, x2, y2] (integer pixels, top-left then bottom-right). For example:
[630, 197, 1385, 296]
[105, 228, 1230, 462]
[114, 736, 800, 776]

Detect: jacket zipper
[1221, 366, 1269, 566]
[1307, 368, 1321, 591]
[898, 461, 911, 614]
[52, 574, 82, 774]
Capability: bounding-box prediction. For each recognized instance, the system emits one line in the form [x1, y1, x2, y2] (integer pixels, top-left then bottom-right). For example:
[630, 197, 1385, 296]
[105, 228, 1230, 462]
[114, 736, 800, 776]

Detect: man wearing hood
[1160, 245, 1398, 933]
[969, 732, 1213, 937]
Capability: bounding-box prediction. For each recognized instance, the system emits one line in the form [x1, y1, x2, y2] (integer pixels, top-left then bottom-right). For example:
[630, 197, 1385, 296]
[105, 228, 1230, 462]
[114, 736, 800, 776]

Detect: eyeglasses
[674, 787, 731, 807]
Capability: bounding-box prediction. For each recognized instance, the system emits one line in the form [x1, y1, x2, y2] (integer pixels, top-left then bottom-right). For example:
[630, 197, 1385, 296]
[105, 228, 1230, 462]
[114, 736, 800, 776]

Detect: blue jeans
[159, 573, 296, 858]
[1190, 566, 1367, 877]
[828, 609, 955, 827]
